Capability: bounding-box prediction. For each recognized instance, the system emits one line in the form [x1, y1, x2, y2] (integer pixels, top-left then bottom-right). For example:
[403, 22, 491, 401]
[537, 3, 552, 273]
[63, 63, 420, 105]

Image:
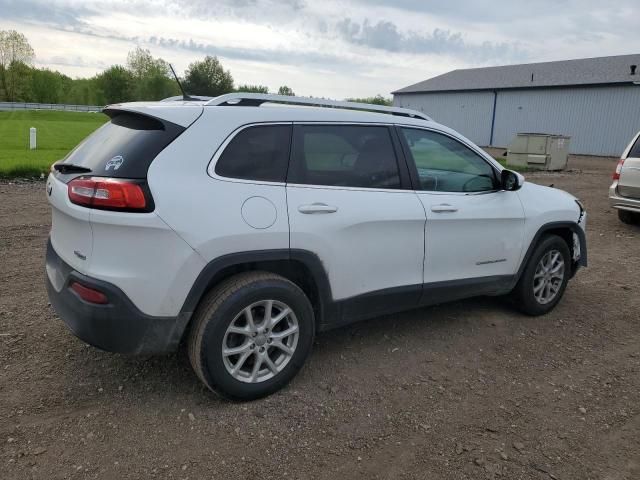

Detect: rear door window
[288, 125, 401, 189]
[215, 125, 292, 182]
[60, 111, 185, 178]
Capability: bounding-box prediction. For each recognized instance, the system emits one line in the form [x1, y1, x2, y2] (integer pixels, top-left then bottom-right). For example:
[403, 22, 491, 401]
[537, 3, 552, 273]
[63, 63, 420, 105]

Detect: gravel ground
[1, 155, 638, 480]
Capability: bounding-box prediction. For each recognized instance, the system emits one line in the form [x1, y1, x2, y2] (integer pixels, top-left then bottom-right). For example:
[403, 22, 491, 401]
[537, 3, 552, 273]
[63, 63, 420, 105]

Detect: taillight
[70, 281, 108, 304]
[613, 159, 625, 180]
[68, 177, 151, 211]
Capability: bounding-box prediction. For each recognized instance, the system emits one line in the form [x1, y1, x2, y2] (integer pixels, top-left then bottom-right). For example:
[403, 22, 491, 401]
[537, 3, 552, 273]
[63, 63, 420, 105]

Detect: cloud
[335, 18, 525, 62]
[2, 0, 639, 98]
[0, 0, 94, 29]
[165, 0, 306, 22]
[46, 55, 107, 69]
[146, 35, 352, 69]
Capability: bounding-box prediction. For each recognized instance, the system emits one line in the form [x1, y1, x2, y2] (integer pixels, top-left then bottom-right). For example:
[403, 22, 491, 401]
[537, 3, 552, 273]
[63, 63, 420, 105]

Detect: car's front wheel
[512, 234, 571, 316]
[188, 272, 315, 400]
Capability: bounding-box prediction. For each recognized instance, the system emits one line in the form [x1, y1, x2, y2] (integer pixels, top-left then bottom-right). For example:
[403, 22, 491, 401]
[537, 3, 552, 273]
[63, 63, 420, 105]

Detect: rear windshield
[629, 135, 640, 158]
[60, 111, 185, 178]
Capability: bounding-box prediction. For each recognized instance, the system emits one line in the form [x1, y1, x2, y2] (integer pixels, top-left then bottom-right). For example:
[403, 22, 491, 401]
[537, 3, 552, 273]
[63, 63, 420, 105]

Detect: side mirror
[501, 169, 523, 191]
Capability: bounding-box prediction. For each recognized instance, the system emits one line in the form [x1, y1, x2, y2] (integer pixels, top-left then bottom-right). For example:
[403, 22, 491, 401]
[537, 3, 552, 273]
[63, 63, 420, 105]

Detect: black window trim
[394, 124, 503, 195]
[208, 121, 294, 185]
[286, 122, 413, 192]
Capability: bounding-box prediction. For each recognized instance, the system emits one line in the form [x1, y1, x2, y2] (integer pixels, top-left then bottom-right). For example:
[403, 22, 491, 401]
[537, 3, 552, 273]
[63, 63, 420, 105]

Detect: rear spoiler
[103, 103, 204, 128]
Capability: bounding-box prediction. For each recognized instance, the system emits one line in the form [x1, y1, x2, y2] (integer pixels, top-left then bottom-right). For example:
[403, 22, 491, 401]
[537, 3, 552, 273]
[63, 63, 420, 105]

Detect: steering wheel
[462, 175, 493, 192]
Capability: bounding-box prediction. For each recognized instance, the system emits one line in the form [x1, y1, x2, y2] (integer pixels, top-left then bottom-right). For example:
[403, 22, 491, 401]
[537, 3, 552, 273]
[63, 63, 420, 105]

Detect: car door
[397, 126, 525, 290]
[286, 124, 426, 320]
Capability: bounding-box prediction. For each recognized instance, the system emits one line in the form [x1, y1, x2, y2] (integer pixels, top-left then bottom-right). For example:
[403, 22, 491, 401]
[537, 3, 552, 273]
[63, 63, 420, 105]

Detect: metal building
[392, 54, 640, 156]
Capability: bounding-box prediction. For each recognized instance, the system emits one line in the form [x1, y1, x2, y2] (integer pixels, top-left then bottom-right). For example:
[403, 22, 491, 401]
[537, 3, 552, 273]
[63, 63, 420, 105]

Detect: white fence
[0, 102, 103, 112]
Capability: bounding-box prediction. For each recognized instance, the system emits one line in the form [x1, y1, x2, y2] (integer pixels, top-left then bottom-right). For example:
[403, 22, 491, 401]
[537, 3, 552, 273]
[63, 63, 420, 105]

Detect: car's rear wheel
[512, 234, 571, 316]
[618, 209, 639, 225]
[188, 272, 314, 400]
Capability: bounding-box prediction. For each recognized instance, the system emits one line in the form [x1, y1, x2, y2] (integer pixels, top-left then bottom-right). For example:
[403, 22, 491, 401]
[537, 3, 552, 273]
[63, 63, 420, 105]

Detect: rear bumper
[609, 184, 640, 213]
[45, 238, 183, 354]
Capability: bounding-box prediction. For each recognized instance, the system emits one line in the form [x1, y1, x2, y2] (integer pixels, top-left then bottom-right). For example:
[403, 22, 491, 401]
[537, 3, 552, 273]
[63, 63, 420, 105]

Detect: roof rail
[204, 93, 431, 121]
[161, 95, 213, 102]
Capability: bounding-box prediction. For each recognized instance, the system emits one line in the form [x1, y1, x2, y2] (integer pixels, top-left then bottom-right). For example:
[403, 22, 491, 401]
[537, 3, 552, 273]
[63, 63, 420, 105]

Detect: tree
[0, 30, 35, 101]
[183, 56, 233, 97]
[63, 77, 104, 105]
[277, 85, 295, 96]
[126, 47, 166, 78]
[236, 84, 269, 93]
[30, 68, 69, 103]
[126, 47, 178, 100]
[97, 65, 133, 104]
[345, 94, 392, 106]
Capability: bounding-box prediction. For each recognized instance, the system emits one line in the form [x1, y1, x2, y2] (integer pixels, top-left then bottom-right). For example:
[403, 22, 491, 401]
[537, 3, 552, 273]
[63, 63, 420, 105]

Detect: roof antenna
[169, 64, 195, 101]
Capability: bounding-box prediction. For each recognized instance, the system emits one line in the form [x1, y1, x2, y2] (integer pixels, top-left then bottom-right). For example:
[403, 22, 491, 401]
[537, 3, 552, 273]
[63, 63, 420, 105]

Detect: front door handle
[431, 204, 458, 213]
[298, 203, 338, 214]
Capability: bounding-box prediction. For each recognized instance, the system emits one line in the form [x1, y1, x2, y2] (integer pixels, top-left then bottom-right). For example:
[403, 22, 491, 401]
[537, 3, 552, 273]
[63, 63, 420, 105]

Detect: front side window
[401, 128, 497, 192]
[215, 125, 291, 182]
[288, 125, 401, 189]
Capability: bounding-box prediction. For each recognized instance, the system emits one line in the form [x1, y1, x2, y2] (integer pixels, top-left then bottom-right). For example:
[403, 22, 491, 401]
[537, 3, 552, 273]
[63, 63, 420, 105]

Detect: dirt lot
[1, 155, 638, 480]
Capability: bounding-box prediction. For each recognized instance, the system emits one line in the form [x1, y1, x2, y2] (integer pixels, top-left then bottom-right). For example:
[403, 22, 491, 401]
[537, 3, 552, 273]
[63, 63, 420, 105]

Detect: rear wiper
[53, 163, 92, 174]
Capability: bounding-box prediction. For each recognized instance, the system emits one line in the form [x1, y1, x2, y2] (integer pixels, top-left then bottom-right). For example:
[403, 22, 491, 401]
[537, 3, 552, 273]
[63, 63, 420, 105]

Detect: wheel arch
[177, 249, 333, 342]
[516, 221, 587, 284]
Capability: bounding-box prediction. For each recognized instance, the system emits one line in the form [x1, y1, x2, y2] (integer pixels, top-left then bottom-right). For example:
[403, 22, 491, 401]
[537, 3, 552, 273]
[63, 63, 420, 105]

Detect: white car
[45, 93, 587, 400]
[610, 130, 640, 224]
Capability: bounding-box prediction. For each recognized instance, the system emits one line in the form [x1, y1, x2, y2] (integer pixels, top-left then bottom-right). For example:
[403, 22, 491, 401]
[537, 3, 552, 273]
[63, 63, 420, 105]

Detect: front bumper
[609, 183, 640, 213]
[45, 239, 182, 354]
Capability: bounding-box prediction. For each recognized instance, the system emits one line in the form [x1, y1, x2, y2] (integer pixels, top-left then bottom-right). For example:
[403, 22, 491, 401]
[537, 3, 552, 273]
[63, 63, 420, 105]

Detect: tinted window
[215, 125, 291, 182]
[289, 125, 401, 189]
[629, 135, 640, 158]
[61, 111, 185, 179]
[401, 128, 497, 192]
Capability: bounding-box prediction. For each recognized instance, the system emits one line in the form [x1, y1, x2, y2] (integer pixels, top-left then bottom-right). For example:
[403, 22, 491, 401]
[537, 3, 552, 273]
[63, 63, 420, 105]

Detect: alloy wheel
[222, 300, 299, 383]
[533, 249, 565, 305]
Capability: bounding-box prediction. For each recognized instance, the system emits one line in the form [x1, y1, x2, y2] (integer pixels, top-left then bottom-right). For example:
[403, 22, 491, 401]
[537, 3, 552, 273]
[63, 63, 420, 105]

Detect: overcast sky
[2, 0, 639, 98]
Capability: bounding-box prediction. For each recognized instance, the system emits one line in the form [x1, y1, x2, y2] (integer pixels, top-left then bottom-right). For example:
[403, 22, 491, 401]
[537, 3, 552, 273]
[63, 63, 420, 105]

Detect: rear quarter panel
[87, 209, 206, 317]
[146, 108, 291, 300]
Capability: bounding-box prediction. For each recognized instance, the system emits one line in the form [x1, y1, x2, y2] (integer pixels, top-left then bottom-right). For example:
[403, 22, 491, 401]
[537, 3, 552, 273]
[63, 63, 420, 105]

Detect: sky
[1, 0, 639, 99]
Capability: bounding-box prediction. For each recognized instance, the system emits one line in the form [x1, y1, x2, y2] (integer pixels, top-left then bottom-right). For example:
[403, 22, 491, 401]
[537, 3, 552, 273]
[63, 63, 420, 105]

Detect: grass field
[0, 110, 107, 177]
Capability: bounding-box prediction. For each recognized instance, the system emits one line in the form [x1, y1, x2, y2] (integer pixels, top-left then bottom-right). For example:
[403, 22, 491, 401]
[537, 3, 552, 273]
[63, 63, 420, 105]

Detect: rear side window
[215, 125, 292, 182]
[61, 111, 185, 178]
[629, 135, 640, 158]
[288, 125, 401, 189]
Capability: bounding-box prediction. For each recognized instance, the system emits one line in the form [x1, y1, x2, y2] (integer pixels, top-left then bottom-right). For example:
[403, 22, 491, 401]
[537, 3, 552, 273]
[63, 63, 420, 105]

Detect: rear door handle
[298, 203, 338, 214]
[431, 204, 458, 213]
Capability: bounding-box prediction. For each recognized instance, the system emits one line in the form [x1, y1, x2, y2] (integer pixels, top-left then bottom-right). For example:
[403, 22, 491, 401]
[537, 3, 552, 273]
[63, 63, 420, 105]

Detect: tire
[188, 271, 315, 401]
[618, 209, 639, 225]
[512, 234, 571, 316]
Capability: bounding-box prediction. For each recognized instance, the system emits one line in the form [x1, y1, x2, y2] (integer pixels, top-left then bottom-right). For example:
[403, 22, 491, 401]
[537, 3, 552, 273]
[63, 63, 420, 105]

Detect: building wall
[393, 91, 495, 146]
[492, 86, 640, 156]
[394, 85, 640, 156]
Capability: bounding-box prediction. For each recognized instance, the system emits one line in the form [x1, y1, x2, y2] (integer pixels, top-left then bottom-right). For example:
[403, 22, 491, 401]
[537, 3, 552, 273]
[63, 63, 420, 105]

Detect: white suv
[46, 94, 587, 400]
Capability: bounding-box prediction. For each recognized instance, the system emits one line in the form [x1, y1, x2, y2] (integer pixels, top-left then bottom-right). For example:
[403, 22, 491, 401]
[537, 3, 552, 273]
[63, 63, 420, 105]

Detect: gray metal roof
[393, 54, 640, 94]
